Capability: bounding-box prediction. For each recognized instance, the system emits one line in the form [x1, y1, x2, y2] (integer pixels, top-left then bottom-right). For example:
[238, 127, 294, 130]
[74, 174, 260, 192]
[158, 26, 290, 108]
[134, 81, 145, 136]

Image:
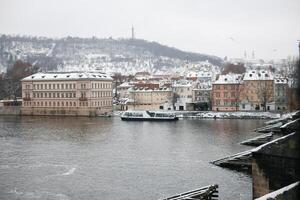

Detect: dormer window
[249, 74, 252, 77]
[224, 78, 227, 81]
[31, 76, 35, 79]
[66, 75, 70, 78]
[265, 74, 269, 77]
[54, 75, 57, 78]
[79, 74, 82, 77]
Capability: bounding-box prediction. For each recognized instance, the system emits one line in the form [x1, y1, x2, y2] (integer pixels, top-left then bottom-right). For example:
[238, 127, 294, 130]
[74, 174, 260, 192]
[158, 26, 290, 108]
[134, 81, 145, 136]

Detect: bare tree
[257, 81, 273, 111]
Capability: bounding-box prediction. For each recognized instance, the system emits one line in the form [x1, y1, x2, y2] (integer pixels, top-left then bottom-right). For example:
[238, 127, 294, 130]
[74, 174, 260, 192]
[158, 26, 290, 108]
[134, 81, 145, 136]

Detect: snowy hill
[0, 34, 224, 75]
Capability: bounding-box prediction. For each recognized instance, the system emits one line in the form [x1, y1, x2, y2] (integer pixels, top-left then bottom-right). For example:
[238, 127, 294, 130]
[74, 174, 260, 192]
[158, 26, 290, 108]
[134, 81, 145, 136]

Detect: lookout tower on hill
[131, 26, 135, 40]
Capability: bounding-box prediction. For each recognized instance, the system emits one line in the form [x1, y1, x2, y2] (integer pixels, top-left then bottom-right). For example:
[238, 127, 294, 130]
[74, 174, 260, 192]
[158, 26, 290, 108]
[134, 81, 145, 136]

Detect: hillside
[0, 34, 224, 74]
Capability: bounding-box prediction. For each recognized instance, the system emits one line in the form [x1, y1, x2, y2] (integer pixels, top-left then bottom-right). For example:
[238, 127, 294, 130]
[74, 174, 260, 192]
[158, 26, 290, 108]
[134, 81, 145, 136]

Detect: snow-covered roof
[22, 72, 113, 81]
[117, 82, 134, 88]
[243, 70, 274, 81]
[214, 74, 242, 84]
[129, 87, 172, 92]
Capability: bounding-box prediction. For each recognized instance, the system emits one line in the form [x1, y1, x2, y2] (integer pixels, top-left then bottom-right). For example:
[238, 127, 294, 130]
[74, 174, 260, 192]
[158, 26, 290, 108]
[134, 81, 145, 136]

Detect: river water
[0, 116, 266, 200]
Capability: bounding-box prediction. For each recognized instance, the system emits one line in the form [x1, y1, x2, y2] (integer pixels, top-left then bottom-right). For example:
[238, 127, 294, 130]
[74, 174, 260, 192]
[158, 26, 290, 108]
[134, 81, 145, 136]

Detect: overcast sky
[1, 0, 299, 60]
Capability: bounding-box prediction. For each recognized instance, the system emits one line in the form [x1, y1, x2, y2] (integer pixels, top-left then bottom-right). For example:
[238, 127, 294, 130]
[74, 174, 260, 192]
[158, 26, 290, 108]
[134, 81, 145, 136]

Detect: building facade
[212, 74, 242, 111]
[125, 87, 173, 110]
[172, 81, 194, 111]
[192, 82, 212, 111]
[21, 72, 113, 116]
[241, 70, 274, 111]
[274, 77, 288, 111]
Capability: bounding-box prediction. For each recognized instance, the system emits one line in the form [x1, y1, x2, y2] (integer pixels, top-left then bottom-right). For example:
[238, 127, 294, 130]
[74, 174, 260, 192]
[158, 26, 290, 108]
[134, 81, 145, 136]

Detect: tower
[131, 26, 135, 40]
[298, 40, 300, 57]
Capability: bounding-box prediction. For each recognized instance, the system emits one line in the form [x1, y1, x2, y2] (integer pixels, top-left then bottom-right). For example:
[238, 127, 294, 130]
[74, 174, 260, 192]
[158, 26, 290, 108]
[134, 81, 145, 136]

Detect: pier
[160, 184, 218, 200]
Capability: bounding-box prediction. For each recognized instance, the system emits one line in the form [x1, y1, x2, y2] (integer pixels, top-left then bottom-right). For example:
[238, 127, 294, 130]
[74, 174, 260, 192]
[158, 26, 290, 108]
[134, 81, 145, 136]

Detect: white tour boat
[121, 110, 178, 121]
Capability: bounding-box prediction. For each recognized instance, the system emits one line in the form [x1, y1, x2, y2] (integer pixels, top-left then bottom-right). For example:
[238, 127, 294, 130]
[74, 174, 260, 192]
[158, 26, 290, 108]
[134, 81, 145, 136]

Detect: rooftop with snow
[22, 71, 113, 81]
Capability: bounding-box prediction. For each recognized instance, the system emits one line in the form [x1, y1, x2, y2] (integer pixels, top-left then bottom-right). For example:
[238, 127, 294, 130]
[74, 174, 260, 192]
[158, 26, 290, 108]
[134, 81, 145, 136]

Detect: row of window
[215, 92, 236, 98]
[214, 100, 237, 106]
[27, 82, 112, 90]
[214, 85, 238, 90]
[32, 92, 77, 98]
[91, 83, 111, 89]
[27, 92, 112, 99]
[91, 91, 112, 98]
[33, 83, 76, 90]
[23, 100, 112, 107]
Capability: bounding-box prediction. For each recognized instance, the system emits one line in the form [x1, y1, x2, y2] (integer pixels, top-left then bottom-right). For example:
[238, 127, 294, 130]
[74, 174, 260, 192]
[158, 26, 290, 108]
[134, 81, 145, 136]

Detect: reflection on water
[0, 116, 266, 200]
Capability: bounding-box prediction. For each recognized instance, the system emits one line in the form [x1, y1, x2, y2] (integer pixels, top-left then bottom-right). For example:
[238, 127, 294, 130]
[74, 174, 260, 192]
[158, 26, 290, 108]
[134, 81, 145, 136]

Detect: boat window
[124, 112, 143, 117]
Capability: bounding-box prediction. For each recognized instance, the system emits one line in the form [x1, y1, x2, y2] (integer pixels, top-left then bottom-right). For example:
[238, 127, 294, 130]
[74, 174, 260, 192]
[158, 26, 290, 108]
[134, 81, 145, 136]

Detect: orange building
[212, 74, 242, 111]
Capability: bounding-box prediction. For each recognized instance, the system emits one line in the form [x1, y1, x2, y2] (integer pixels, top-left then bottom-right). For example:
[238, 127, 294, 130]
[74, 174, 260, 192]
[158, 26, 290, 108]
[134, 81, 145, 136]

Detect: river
[0, 116, 266, 200]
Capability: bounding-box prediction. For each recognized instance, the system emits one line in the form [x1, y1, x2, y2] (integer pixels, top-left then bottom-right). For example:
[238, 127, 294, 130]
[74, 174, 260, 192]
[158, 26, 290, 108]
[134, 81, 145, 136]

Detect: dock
[160, 184, 218, 200]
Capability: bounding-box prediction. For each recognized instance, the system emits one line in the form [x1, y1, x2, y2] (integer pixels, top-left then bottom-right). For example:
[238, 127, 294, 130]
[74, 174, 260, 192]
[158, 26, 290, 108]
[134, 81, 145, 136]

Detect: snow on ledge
[255, 181, 299, 200]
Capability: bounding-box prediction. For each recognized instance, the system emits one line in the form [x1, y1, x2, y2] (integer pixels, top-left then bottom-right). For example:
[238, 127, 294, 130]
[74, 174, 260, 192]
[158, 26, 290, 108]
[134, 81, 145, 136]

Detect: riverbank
[0, 106, 284, 119]
[114, 110, 281, 119]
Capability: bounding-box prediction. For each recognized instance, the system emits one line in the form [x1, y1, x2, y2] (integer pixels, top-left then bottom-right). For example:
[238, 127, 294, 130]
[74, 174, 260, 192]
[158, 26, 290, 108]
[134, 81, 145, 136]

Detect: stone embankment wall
[21, 107, 112, 117]
[0, 106, 21, 115]
[0, 106, 112, 117]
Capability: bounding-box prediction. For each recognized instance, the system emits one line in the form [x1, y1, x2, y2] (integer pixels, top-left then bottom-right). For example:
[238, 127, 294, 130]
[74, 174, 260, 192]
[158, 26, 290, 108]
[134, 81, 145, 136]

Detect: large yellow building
[125, 87, 173, 110]
[21, 72, 113, 116]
